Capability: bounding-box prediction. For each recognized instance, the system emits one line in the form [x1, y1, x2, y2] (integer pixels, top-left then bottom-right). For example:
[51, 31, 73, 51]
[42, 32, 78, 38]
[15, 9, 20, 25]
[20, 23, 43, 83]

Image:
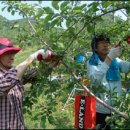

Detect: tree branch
[62, 61, 129, 120]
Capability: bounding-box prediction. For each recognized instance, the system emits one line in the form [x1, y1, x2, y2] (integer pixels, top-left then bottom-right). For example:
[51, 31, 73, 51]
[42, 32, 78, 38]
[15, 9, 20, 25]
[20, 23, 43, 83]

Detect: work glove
[30, 49, 62, 67]
[41, 50, 63, 67]
[107, 46, 122, 60]
[30, 49, 47, 60]
[41, 50, 55, 62]
[30, 49, 55, 61]
[42, 51, 63, 67]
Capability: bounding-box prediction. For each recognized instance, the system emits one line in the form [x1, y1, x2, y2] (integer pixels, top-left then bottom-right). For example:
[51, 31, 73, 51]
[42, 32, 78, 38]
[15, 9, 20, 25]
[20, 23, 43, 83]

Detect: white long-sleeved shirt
[87, 57, 130, 114]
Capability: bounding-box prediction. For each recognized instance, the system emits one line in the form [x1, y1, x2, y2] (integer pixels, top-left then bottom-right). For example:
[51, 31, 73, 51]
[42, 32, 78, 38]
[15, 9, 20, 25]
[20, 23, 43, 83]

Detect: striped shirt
[0, 68, 24, 129]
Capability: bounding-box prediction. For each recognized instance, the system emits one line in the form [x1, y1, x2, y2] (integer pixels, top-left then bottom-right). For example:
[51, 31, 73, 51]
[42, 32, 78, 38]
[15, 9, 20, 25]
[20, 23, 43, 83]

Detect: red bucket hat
[0, 38, 21, 55]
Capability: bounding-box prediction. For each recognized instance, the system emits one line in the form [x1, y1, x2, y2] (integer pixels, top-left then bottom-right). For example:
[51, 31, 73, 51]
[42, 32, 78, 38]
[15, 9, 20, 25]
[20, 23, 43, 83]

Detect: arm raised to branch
[15, 57, 33, 79]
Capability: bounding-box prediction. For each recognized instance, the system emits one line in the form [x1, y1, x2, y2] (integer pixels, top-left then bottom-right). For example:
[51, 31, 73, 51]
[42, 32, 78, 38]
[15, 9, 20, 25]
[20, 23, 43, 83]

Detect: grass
[23, 94, 75, 129]
[14, 45, 41, 65]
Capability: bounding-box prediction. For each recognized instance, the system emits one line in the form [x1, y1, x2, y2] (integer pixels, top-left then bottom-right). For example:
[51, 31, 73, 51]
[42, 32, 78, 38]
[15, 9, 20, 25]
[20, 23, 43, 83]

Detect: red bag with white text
[74, 94, 96, 129]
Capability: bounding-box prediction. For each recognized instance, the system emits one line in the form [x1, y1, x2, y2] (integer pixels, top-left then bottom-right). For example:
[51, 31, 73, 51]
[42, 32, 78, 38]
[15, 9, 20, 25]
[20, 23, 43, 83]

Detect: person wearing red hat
[0, 38, 58, 129]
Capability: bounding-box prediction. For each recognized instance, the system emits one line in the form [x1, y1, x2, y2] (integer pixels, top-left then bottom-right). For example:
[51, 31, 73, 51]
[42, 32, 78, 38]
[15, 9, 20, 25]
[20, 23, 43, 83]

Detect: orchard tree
[1, 1, 130, 129]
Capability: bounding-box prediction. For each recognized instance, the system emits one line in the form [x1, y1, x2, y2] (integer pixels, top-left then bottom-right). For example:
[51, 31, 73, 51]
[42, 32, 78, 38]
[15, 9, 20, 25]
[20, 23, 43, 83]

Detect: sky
[0, 1, 127, 21]
[0, 1, 52, 20]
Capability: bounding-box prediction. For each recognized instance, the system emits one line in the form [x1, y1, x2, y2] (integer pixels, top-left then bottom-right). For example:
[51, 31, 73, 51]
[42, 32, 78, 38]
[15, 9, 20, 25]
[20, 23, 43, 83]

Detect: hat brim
[0, 47, 21, 55]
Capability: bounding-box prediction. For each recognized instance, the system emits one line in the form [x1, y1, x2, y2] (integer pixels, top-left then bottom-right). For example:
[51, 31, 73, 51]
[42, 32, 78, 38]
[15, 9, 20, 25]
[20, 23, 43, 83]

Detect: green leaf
[68, 27, 75, 36]
[73, 4, 86, 13]
[96, 16, 103, 22]
[66, 19, 72, 27]
[73, 6, 82, 13]
[101, 1, 111, 8]
[88, 2, 99, 12]
[60, 1, 69, 11]
[52, 1, 59, 10]
[126, 8, 130, 15]
[14, 24, 19, 28]
[58, 42, 65, 49]
[2, 6, 7, 11]
[51, 18, 60, 27]
[44, 14, 53, 24]
[44, 7, 54, 14]
[7, 6, 12, 12]
[40, 115, 46, 128]
[48, 115, 55, 125]
[81, 4, 87, 9]
[11, 10, 15, 15]
[36, 8, 45, 18]
[87, 24, 93, 33]
[34, 123, 39, 129]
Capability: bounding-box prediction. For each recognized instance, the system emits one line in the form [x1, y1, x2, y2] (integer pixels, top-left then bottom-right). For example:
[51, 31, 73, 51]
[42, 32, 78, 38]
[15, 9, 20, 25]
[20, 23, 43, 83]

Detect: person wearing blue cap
[87, 34, 130, 129]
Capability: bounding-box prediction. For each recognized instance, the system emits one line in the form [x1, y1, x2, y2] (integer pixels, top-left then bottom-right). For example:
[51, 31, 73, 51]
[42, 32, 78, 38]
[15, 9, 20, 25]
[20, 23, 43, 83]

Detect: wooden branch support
[80, 83, 129, 120]
[62, 61, 129, 120]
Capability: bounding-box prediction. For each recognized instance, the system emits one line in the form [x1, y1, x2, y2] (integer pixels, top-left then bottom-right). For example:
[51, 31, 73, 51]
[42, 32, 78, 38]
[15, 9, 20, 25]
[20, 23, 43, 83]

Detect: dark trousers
[96, 112, 111, 130]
